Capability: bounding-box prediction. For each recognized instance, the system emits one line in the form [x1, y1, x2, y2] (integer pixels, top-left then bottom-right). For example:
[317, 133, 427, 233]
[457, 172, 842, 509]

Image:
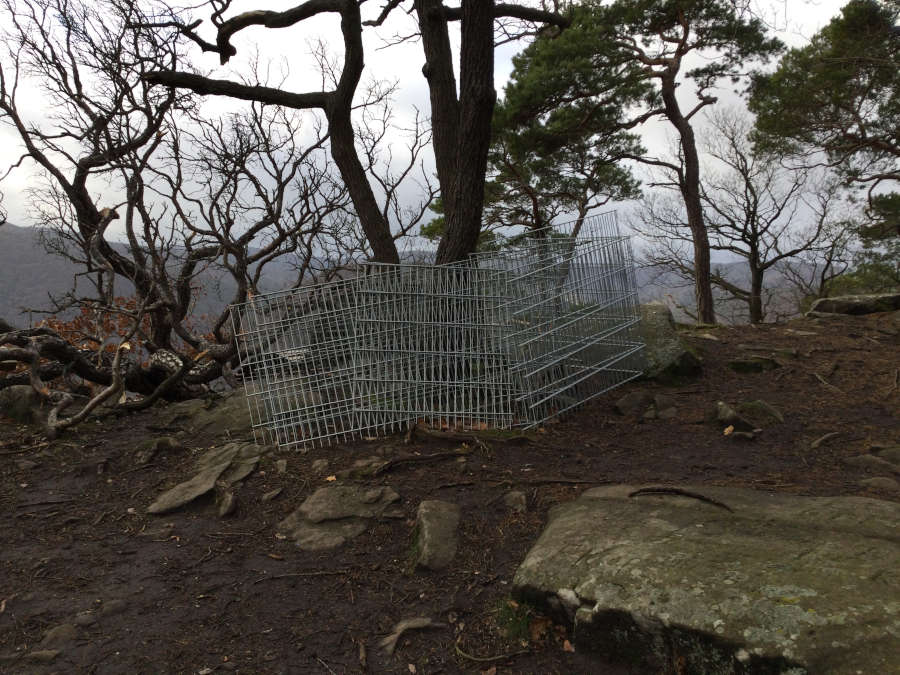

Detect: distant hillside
[0, 223, 805, 328]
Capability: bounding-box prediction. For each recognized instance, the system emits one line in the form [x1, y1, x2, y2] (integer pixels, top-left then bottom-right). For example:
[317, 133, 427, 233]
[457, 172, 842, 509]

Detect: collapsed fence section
[231, 212, 644, 449]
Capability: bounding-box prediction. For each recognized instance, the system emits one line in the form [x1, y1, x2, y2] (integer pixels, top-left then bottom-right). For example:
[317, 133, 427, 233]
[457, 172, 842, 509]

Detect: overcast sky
[0, 0, 849, 232]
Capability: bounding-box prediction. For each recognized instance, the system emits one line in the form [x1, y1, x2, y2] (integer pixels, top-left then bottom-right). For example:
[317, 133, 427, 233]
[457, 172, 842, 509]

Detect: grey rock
[277, 485, 402, 551]
[503, 491, 527, 513]
[276, 459, 287, 474]
[161, 391, 253, 436]
[415, 500, 461, 571]
[657, 406, 678, 420]
[843, 454, 899, 474]
[514, 485, 900, 674]
[859, 477, 900, 492]
[73, 611, 96, 627]
[311, 459, 329, 474]
[147, 460, 232, 514]
[279, 516, 369, 551]
[736, 400, 784, 426]
[98, 598, 128, 617]
[714, 402, 756, 433]
[870, 445, 900, 466]
[638, 303, 702, 381]
[298, 485, 401, 523]
[134, 436, 183, 465]
[0, 384, 43, 424]
[614, 390, 652, 417]
[26, 650, 59, 663]
[41, 623, 78, 648]
[16, 459, 38, 470]
[809, 293, 900, 316]
[218, 491, 237, 517]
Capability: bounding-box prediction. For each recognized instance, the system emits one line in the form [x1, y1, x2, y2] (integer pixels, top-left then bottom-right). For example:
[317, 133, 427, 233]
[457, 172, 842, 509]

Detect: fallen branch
[379, 617, 444, 655]
[252, 570, 349, 584]
[810, 432, 840, 449]
[454, 640, 529, 663]
[372, 446, 474, 476]
[407, 423, 532, 445]
[628, 487, 734, 513]
[813, 372, 843, 394]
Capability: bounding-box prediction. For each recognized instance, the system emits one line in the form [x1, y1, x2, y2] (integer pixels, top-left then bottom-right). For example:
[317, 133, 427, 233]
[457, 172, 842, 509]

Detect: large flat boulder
[513, 485, 899, 674]
[809, 293, 900, 316]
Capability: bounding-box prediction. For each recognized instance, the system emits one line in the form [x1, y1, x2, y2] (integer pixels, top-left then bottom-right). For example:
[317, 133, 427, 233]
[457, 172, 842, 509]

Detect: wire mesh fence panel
[354, 263, 516, 434]
[231, 210, 644, 449]
[230, 279, 362, 449]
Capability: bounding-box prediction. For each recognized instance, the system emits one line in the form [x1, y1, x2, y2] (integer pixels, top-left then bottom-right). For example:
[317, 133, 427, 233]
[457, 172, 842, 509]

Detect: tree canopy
[750, 0, 899, 234]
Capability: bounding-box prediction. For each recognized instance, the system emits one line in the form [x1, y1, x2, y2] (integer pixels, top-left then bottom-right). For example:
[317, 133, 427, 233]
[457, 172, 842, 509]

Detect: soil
[1, 312, 898, 674]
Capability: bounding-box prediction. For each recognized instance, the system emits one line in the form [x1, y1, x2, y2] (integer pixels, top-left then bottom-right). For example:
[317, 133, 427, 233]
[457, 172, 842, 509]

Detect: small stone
[860, 477, 900, 492]
[736, 399, 784, 426]
[218, 491, 237, 517]
[261, 488, 283, 503]
[276, 459, 287, 474]
[642, 408, 658, 421]
[844, 455, 899, 473]
[41, 624, 77, 648]
[311, 459, 329, 474]
[16, 459, 38, 471]
[714, 402, 756, 432]
[657, 407, 678, 420]
[98, 599, 127, 617]
[415, 500, 461, 571]
[730, 431, 756, 441]
[614, 391, 652, 417]
[503, 491, 527, 513]
[73, 612, 96, 627]
[695, 333, 719, 341]
[26, 650, 59, 663]
[869, 445, 900, 466]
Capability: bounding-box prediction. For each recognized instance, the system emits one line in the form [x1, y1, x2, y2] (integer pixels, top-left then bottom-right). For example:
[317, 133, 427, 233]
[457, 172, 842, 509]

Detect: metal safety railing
[230, 211, 644, 449]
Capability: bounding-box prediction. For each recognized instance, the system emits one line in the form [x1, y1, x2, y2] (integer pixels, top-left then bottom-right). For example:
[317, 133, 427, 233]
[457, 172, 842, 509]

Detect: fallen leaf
[562, 639, 575, 652]
[267, 553, 283, 560]
[480, 667, 497, 675]
[408, 664, 416, 673]
[325, 475, 337, 482]
[529, 616, 551, 642]
[723, 425, 734, 436]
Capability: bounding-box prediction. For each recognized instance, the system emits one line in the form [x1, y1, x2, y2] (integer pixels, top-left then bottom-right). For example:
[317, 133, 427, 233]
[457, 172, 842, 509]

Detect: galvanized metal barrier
[231, 211, 644, 449]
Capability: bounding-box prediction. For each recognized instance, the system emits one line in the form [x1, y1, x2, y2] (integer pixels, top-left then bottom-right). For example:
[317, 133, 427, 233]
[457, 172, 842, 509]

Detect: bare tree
[634, 109, 855, 324]
[140, 0, 402, 264]
[0, 0, 372, 431]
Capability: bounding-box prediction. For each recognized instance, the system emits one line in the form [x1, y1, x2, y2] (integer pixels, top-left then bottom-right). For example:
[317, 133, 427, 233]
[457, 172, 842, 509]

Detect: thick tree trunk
[659, 77, 716, 324]
[435, 0, 496, 264]
[414, 0, 460, 213]
[749, 266, 764, 324]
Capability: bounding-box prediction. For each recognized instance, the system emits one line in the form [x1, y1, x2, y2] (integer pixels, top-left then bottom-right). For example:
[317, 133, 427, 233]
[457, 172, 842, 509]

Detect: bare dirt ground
[1, 311, 898, 674]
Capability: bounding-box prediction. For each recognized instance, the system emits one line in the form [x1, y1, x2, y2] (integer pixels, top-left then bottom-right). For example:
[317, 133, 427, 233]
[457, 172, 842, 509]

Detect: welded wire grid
[231, 210, 644, 449]
[230, 278, 363, 448]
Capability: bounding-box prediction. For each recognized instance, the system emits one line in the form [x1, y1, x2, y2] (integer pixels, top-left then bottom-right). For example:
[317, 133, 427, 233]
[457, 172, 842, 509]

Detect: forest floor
[1, 310, 898, 674]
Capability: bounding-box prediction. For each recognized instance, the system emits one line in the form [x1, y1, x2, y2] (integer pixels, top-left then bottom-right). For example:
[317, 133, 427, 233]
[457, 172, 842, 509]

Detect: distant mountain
[0, 223, 805, 329]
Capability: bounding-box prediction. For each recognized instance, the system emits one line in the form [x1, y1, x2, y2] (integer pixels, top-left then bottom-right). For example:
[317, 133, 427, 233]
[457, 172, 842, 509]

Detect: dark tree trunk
[749, 265, 764, 324]
[414, 0, 460, 213]
[435, 0, 496, 264]
[659, 77, 716, 324]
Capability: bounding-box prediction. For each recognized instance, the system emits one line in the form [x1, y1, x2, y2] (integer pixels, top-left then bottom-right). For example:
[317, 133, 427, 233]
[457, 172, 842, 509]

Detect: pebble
[26, 650, 60, 663]
[98, 599, 128, 617]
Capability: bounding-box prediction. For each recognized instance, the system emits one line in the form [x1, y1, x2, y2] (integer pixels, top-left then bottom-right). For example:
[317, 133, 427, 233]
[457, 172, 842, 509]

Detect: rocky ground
[1, 308, 898, 674]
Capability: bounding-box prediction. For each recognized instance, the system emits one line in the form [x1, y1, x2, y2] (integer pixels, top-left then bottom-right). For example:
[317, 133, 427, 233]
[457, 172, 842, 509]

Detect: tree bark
[659, 76, 716, 324]
[435, 0, 496, 264]
[749, 265, 764, 324]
